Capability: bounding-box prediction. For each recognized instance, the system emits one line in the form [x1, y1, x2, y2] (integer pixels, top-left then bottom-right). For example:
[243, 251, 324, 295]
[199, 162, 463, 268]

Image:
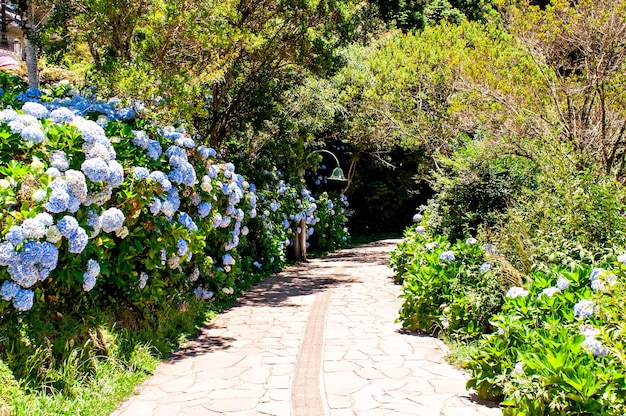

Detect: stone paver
[112, 239, 502, 416]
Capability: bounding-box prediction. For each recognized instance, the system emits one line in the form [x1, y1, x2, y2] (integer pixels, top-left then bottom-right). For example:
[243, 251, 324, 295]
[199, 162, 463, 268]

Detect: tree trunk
[22, 0, 39, 88]
[24, 36, 38, 88]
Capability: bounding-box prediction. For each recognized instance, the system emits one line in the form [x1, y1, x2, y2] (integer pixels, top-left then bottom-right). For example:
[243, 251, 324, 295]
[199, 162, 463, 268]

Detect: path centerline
[290, 289, 331, 416]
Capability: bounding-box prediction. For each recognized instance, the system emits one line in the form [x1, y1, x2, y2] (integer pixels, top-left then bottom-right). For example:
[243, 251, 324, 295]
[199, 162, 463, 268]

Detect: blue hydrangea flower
[160, 201, 175, 218]
[198, 202, 212, 218]
[439, 250, 455, 262]
[178, 212, 198, 232]
[574, 299, 595, 319]
[146, 140, 162, 160]
[466, 237, 478, 245]
[35, 213, 53, 228]
[57, 216, 79, 237]
[39, 242, 59, 270]
[416, 226, 426, 233]
[25, 87, 42, 99]
[5, 226, 25, 245]
[479, 262, 491, 273]
[222, 253, 236, 266]
[177, 239, 188, 256]
[22, 102, 49, 119]
[65, 170, 88, 202]
[167, 188, 180, 212]
[108, 160, 124, 187]
[7, 262, 39, 288]
[21, 126, 45, 143]
[556, 276, 570, 290]
[541, 287, 559, 298]
[84, 141, 113, 161]
[207, 165, 220, 179]
[100, 208, 125, 233]
[174, 137, 195, 148]
[8, 120, 25, 134]
[252, 261, 262, 269]
[168, 169, 183, 184]
[581, 337, 609, 357]
[131, 130, 150, 149]
[194, 287, 214, 300]
[73, 118, 107, 144]
[13, 288, 34, 311]
[82, 157, 110, 182]
[139, 271, 148, 289]
[68, 227, 88, 253]
[1, 280, 20, 300]
[50, 107, 76, 123]
[21, 218, 46, 240]
[148, 171, 172, 191]
[412, 213, 422, 222]
[133, 167, 150, 179]
[118, 107, 135, 120]
[83, 273, 96, 291]
[0, 242, 17, 266]
[86, 258, 100, 277]
[20, 241, 43, 265]
[0, 109, 18, 123]
[35, 191, 50, 206]
[198, 146, 217, 159]
[505, 286, 529, 298]
[46, 188, 70, 213]
[150, 197, 162, 216]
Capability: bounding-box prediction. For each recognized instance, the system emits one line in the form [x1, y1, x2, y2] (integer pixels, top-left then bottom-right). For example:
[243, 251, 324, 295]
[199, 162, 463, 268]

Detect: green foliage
[465, 262, 626, 414]
[392, 226, 504, 340]
[370, 0, 495, 30]
[424, 140, 539, 241]
[492, 167, 626, 273]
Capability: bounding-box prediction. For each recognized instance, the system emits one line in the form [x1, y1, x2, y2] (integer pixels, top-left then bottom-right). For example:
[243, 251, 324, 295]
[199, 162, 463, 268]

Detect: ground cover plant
[392, 214, 626, 415]
[0, 74, 350, 414]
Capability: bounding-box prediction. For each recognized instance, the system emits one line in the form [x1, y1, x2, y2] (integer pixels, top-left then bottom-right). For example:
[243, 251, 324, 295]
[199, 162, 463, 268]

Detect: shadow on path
[166, 239, 399, 363]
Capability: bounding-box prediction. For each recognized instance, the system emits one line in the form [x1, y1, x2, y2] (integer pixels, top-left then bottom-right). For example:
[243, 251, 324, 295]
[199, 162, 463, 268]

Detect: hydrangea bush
[393, 214, 626, 414]
[465, 261, 626, 415]
[0, 78, 350, 315]
[391, 217, 504, 340]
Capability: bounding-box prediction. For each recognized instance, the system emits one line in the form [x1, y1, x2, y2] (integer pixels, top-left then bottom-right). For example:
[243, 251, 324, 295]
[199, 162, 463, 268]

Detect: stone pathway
[112, 239, 502, 416]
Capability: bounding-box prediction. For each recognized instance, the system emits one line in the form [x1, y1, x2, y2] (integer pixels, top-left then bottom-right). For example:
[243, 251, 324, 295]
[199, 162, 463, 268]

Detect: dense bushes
[466, 261, 626, 414]
[422, 141, 539, 241]
[391, 224, 504, 341]
[392, 221, 626, 414]
[392, 146, 626, 414]
[0, 75, 350, 413]
[0, 77, 349, 316]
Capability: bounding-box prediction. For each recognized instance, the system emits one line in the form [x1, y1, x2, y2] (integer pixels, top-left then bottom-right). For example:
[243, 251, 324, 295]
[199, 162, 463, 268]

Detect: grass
[0, 268, 274, 416]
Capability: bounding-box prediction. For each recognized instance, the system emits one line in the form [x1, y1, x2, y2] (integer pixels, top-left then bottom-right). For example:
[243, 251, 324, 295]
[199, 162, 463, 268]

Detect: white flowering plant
[465, 261, 626, 414]
[309, 191, 351, 252]
[392, 223, 503, 340]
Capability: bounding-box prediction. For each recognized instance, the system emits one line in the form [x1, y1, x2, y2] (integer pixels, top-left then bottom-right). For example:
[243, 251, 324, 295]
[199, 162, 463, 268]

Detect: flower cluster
[505, 286, 529, 298]
[439, 250, 455, 262]
[0, 85, 349, 313]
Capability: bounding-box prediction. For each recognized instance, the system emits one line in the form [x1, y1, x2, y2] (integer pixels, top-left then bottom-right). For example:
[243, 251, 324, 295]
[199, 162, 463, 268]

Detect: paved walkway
[112, 239, 502, 416]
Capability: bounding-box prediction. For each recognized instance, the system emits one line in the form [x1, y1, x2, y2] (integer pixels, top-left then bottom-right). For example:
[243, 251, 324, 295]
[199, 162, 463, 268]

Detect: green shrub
[392, 225, 504, 341]
[425, 143, 539, 241]
[491, 170, 626, 273]
[465, 261, 626, 415]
